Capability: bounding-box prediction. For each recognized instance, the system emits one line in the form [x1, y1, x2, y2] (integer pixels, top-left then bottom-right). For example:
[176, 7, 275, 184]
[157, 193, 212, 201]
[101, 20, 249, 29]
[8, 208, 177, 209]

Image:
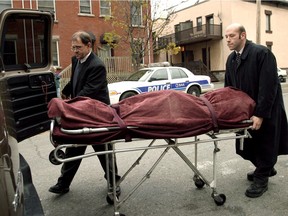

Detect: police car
[108, 65, 214, 104]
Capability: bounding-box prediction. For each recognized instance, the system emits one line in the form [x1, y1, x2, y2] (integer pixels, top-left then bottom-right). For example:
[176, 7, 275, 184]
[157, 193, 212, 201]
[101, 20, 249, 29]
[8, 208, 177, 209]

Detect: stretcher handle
[60, 126, 138, 134]
[240, 119, 253, 124]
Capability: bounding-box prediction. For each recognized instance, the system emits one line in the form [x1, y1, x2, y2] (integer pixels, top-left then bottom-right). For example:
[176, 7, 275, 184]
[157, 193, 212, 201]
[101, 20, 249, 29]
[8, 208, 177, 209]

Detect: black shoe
[108, 185, 121, 196]
[245, 182, 268, 198]
[247, 168, 277, 181]
[49, 183, 69, 194]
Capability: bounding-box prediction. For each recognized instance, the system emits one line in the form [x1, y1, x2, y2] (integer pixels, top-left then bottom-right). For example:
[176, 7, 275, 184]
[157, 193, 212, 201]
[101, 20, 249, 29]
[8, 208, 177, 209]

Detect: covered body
[48, 87, 255, 144]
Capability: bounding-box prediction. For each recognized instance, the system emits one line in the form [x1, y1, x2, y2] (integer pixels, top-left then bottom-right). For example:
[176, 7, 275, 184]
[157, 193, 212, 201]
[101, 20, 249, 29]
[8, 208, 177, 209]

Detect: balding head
[226, 23, 246, 36]
[225, 23, 247, 52]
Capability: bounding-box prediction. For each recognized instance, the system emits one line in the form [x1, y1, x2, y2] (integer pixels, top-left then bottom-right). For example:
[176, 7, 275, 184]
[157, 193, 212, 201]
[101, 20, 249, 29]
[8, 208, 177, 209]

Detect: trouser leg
[92, 143, 121, 184]
[57, 145, 87, 187]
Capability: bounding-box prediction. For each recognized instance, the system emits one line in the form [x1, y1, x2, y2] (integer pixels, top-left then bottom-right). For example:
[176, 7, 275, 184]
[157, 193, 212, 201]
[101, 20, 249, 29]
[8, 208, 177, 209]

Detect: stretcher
[48, 87, 255, 216]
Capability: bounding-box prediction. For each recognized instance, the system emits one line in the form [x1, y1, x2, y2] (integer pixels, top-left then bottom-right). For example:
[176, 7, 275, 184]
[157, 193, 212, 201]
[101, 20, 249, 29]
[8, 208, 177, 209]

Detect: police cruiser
[108, 65, 214, 104]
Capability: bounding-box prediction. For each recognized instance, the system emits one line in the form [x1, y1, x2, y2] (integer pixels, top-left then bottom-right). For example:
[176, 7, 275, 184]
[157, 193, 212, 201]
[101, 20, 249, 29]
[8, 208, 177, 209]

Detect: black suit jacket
[62, 52, 110, 105]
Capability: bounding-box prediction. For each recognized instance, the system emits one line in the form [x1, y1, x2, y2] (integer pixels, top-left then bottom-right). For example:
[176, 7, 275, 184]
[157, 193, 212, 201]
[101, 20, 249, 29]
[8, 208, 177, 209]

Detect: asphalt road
[19, 82, 288, 216]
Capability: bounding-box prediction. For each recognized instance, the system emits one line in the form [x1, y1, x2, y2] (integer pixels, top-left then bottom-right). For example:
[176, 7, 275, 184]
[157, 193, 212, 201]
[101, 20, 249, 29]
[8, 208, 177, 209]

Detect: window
[52, 40, 59, 67]
[3, 39, 17, 65]
[170, 68, 188, 79]
[80, 0, 91, 14]
[150, 69, 168, 81]
[100, 0, 111, 16]
[265, 10, 272, 33]
[266, 41, 273, 51]
[133, 38, 144, 64]
[197, 17, 202, 31]
[131, 1, 142, 26]
[38, 0, 55, 13]
[2, 14, 49, 71]
[98, 44, 112, 58]
[0, 0, 12, 12]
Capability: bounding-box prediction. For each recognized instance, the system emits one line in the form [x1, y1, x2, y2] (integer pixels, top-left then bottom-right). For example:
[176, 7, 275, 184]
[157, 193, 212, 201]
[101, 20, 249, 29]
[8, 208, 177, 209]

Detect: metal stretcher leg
[114, 145, 172, 216]
[170, 138, 226, 206]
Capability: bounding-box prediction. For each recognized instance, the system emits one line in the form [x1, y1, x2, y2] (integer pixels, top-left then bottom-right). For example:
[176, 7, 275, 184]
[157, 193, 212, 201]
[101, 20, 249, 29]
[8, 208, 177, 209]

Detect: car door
[147, 68, 171, 92]
[168, 67, 190, 92]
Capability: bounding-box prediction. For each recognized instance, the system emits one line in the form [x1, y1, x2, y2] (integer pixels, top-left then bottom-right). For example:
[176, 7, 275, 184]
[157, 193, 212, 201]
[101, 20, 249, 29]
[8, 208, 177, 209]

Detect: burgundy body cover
[48, 87, 255, 144]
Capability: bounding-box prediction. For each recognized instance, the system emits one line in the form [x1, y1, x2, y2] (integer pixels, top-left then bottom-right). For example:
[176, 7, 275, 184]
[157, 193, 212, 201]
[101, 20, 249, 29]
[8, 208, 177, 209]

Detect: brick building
[0, 0, 153, 80]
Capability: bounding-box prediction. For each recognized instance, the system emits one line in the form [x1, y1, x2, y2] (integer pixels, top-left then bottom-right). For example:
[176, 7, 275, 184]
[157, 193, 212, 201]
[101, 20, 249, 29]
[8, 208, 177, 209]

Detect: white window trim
[99, 0, 111, 17]
[36, 0, 57, 20]
[131, 3, 143, 27]
[78, 0, 93, 16]
[52, 37, 60, 67]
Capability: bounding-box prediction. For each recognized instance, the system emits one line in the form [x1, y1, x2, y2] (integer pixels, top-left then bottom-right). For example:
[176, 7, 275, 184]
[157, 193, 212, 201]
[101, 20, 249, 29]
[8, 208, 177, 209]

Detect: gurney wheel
[49, 149, 65, 165]
[194, 178, 205, 188]
[213, 194, 226, 206]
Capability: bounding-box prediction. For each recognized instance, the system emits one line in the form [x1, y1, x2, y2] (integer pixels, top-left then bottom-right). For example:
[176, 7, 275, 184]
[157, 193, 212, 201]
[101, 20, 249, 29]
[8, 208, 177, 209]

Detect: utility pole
[256, 0, 261, 44]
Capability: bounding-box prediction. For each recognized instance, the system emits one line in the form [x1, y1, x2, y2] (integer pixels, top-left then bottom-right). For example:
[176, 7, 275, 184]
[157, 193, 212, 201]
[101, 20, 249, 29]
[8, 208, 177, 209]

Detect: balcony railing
[156, 24, 222, 49]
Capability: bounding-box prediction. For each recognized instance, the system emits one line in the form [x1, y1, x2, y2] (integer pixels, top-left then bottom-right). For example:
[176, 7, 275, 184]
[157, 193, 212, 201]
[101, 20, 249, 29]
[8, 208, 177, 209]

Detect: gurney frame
[49, 120, 252, 216]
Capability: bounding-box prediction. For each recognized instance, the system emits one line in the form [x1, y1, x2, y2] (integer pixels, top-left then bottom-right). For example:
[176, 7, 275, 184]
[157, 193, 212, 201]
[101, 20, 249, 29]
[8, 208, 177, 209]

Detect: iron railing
[156, 24, 222, 49]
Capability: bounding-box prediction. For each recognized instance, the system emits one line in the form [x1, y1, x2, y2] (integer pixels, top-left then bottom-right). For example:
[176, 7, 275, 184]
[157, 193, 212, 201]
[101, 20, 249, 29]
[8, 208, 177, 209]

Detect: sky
[151, 0, 199, 19]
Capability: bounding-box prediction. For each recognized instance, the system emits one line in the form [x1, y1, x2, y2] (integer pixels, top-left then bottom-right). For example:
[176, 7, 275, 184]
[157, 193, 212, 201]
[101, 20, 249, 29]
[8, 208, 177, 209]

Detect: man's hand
[250, 116, 263, 130]
[61, 93, 70, 100]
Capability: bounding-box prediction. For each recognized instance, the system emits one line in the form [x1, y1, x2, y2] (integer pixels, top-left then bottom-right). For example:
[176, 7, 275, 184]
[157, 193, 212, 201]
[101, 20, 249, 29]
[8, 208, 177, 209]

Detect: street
[19, 83, 288, 216]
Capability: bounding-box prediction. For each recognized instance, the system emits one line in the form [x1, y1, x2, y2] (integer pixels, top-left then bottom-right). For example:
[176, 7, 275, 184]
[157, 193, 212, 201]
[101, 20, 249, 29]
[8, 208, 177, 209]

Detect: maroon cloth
[48, 87, 255, 144]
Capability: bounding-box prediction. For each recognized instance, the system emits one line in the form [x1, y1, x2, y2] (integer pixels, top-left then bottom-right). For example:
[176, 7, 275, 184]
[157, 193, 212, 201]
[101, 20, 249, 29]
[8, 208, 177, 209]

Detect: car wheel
[120, 92, 137, 101]
[187, 86, 200, 97]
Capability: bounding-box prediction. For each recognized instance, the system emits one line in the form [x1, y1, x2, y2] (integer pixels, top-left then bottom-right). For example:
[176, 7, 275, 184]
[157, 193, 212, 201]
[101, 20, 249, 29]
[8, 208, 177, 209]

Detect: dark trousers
[57, 143, 120, 187]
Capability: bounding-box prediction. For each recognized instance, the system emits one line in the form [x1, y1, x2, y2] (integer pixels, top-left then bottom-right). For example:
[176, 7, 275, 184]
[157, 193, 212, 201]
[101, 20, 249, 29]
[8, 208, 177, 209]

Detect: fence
[58, 56, 135, 91]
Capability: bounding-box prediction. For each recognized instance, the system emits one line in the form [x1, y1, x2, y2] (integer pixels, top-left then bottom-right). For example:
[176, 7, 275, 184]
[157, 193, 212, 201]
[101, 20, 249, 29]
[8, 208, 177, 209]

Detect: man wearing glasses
[49, 31, 121, 196]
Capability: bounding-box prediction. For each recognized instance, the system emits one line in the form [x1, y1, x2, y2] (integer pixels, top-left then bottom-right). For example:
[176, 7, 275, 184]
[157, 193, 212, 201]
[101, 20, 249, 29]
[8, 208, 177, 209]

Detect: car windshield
[125, 69, 153, 81]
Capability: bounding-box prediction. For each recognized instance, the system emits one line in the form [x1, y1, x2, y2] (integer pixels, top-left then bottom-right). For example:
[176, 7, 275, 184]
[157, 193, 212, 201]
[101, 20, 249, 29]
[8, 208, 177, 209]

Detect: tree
[104, 0, 177, 69]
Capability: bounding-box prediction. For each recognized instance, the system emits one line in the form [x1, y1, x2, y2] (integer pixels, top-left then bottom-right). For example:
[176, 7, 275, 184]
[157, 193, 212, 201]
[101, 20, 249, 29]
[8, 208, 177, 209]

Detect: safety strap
[199, 96, 219, 133]
[110, 104, 132, 142]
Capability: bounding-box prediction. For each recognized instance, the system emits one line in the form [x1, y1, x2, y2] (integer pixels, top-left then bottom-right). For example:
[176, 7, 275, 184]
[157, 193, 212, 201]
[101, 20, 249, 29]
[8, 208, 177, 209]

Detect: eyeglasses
[71, 45, 83, 51]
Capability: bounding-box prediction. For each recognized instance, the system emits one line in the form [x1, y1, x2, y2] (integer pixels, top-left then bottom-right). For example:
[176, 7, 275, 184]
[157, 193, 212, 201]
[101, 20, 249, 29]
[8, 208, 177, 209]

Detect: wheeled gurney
[48, 87, 255, 216]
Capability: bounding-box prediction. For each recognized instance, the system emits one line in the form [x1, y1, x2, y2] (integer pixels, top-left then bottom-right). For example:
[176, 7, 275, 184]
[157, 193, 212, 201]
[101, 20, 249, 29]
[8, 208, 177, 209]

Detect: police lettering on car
[148, 84, 171, 92]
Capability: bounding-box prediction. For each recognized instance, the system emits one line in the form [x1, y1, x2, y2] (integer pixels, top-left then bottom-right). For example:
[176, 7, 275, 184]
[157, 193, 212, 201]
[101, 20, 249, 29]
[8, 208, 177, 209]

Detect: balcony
[156, 24, 222, 49]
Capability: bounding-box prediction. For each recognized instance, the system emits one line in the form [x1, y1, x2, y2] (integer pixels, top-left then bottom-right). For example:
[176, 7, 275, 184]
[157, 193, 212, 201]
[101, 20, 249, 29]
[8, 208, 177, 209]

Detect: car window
[126, 69, 152, 81]
[170, 68, 188, 79]
[149, 69, 168, 81]
[1, 13, 51, 71]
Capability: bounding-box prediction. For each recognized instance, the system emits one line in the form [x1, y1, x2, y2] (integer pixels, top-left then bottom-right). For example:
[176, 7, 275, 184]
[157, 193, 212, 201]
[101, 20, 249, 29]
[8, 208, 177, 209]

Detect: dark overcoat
[62, 52, 110, 105]
[225, 40, 288, 167]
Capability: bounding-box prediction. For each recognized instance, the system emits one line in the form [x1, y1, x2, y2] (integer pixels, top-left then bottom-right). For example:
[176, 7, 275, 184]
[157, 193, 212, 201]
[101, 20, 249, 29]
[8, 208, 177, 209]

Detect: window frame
[37, 0, 56, 20]
[131, 2, 143, 27]
[99, 0, 111, 17]
[265, 10, 272, 33]
[196, 17, 202, 31]
[0, 0, 12, 11]
[52, 39, 60, 67]
[79, 0, 92, 15]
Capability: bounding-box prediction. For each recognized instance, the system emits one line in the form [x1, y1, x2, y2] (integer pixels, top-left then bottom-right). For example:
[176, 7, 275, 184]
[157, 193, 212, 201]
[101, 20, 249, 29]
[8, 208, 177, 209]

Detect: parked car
[0, 9, 56, 216]
[108, 66, 214, 104]
[278, 67, 287, 82]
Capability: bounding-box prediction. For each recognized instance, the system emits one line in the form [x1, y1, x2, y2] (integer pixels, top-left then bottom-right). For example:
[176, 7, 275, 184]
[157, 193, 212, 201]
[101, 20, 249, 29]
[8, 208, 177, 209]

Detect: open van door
[0, 9, 56, 142]
[0, 9, 56, 216]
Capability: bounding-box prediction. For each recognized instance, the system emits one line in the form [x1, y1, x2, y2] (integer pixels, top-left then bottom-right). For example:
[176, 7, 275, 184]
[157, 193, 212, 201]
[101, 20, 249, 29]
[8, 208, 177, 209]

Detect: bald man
[224, 23, 288, 198]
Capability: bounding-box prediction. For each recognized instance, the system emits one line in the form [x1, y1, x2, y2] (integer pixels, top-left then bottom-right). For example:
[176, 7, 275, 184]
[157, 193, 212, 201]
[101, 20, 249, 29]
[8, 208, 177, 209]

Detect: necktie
[236, 53, 241, 67]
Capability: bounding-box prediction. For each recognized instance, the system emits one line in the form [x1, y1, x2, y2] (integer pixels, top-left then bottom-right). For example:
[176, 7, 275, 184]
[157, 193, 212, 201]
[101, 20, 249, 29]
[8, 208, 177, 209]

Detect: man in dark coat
[224, 23, 288, 198]
[49, 31, 121, 194]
